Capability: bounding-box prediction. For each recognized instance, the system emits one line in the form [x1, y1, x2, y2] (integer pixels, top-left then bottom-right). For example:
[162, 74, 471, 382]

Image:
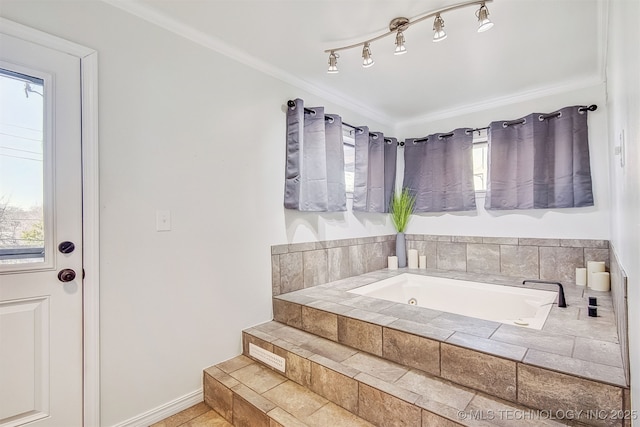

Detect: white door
[0, 31, 83, 427]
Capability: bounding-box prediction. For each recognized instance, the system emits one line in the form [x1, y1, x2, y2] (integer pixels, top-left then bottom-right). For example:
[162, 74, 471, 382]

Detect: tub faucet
[522, 280, 567, 308]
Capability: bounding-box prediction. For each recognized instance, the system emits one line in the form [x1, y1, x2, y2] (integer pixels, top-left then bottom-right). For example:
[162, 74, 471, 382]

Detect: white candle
[591, 272, 610, 292]
[388, 256, 398, 270]
[419, 255, 427, 269]
[408, 249, 419, 269]
[575, 268, 587, 286]
[587, 261, 606, 287]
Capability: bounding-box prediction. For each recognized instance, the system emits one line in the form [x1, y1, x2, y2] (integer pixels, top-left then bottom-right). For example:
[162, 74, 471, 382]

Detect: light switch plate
[156, 210, 171, 231]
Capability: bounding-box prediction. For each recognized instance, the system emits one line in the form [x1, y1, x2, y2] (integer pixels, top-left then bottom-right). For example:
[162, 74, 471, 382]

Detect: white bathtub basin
[348, 273, 557, 330]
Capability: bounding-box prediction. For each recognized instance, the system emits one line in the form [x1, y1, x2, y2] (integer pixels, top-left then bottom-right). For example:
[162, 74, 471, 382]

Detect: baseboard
[110, 388, 203, 427]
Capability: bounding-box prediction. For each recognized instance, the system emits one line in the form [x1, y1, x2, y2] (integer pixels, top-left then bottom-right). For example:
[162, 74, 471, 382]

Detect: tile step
[239, 321, 580, 427]
[204, 355, 374, 427]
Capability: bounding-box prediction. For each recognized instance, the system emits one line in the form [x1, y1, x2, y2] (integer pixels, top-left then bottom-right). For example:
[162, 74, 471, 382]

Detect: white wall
[606, 0, 640, 417]
[397, 84, 610, 239]
[0, 1, 392, 425]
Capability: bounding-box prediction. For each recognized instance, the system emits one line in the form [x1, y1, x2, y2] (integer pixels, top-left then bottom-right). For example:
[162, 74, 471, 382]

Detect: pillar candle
[590, 272, 610, 292]
[388, 256, 398, 270]
[407, 249, 419, 269]
[575, 268, 587, 286]
[419, 255, 427, 269]
[587, 261, 606, 288]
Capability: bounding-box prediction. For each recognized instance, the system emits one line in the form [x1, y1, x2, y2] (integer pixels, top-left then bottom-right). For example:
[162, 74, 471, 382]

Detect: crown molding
[100, 0, 395, 127]
[396, 75, 605, 128]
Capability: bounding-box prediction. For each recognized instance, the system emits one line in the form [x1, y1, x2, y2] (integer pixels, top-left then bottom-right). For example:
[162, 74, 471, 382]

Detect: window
[343, 130, 488, 196]
[472, 130, 488, 192]
[0, 69, 45, 264]
[343, 132, 355, 196]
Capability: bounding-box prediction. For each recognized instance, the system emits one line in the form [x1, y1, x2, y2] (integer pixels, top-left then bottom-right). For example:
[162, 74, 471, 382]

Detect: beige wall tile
[273, 299, 302, 328]
[383, 328, 440, 376]
[539, 246, 584, 283]
[302, 306, 338, 340]
[303, 249, 328, 288]
[441, 343, 517, 401]
[357, 383, 421, 427]
[203, 373, 234, 422]
[273, 345, 311, 388]
[309, 362, 359, 413]
[436, 242, 467, 271]
[500, 245, 539, 278]
[338, 316, 383, 356]
[466, 243, 500, 274]
[421, 410, 463, 427]
[233, 394, 270, 427]
[518, 364, 623, 427]
[279, 252, 304, 293]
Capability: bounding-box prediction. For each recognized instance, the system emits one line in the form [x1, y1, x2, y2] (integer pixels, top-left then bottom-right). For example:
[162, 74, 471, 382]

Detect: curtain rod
[410, 105, 598, 144]
[287, 101, 597, 147]
[287, 100, 397, 145]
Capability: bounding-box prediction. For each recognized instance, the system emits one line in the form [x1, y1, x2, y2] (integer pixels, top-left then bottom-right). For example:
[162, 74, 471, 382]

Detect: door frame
[0, 18, 101, 426]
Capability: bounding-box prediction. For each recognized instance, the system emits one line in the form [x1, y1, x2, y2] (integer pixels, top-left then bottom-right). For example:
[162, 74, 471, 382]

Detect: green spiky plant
[390, 187, 416, 233]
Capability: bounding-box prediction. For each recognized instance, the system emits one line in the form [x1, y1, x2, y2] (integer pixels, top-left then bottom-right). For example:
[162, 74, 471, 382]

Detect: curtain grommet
[538, 115, 544, 122]
[327, 117, 334, 123]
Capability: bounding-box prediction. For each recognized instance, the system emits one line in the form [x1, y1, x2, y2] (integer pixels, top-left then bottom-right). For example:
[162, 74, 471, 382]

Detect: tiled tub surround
[271, 235, 611, 297]
[271, 235, 395, 296]
[272, 269, 631, 427]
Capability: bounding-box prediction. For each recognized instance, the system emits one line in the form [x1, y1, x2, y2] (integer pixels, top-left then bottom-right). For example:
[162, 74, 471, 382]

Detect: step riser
[206, 350, 461, 427]
[260, 309, 630, 427]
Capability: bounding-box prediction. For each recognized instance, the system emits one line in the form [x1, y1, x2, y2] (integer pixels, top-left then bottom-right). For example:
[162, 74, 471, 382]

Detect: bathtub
[348, 273, 557, 330]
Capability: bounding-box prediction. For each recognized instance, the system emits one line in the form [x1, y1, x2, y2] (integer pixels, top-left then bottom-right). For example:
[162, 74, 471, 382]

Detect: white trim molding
[109, 389, 203, 427]
[0, 17, 101, 427]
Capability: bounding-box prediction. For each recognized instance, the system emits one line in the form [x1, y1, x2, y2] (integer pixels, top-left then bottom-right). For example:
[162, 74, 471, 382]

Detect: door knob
[58, 269, 76, 282]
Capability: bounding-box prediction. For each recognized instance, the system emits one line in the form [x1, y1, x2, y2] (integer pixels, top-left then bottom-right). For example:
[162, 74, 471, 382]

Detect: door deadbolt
[58, 269, 76, 282]
[58, 241, 75, 254]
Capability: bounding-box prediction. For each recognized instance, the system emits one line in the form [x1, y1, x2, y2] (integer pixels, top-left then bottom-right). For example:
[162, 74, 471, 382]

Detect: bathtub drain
[408, 298, 418, 306]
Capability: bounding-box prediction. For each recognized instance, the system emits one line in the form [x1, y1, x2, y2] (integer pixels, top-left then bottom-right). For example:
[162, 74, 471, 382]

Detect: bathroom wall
[397, 83, 610, 240]
[605, 0, 640, 416]
[0, 2, 393, 426]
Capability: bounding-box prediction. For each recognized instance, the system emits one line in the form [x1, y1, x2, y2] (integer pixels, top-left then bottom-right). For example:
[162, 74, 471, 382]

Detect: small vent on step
[249, 343, 286, 372]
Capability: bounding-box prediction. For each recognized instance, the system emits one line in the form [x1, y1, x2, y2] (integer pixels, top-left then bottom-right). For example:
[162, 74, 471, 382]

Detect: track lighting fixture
[362, 43, 374, 68]
[476, 2, 494, 32]
[394, 29, 407, 55]
[432, 14, 447, 42]
[327, 51, 339, 73]
[324, 0, 493, 72]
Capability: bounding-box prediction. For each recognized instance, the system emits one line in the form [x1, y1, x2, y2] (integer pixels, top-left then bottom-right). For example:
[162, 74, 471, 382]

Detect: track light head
[327, 51, 339, 73]
[476, 3, 494, 32]
[433, 14, 447, 42]
[362, 43, 374, 68]
[394, 30, 407, 55]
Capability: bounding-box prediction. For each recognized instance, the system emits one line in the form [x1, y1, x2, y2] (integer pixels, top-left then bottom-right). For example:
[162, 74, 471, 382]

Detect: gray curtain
[353, 129, 396, 212]
[403, 128, 476, 212]
[284, 98, 346, 211]
[485, 106, 594, 210]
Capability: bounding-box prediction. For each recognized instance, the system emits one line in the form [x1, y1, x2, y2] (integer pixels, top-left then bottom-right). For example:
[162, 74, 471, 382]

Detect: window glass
[0, 69, 45, 264]
[344, 133, 355, 195]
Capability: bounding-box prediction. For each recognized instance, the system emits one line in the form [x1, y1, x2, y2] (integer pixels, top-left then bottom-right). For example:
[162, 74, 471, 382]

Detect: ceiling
[107, 0, 605, 127]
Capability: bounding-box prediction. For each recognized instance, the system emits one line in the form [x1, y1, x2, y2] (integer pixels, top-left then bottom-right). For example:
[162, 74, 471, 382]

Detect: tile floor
[151, 402, 231, 427]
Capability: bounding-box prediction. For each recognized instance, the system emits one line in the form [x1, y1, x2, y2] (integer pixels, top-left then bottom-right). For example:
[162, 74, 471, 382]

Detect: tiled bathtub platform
[271, 269, 630, 427]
